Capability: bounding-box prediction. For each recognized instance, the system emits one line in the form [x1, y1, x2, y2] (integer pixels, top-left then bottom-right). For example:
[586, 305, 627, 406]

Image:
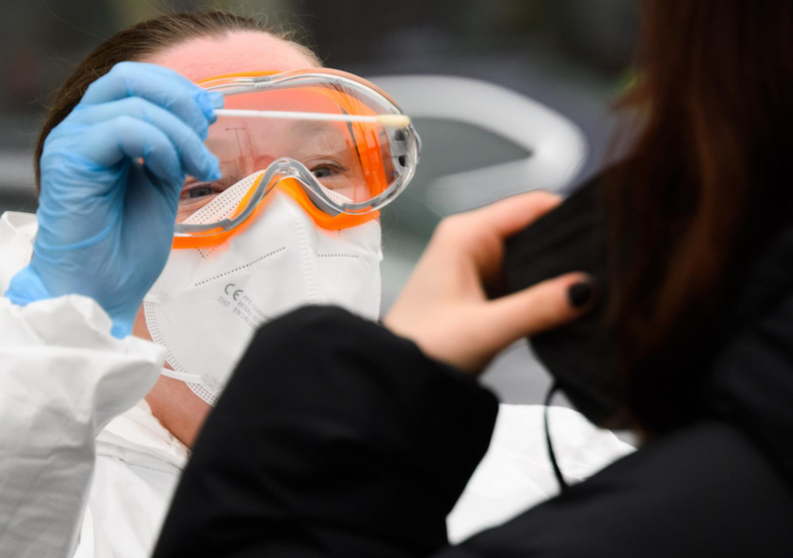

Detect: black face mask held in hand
[503, 170, 631, 428]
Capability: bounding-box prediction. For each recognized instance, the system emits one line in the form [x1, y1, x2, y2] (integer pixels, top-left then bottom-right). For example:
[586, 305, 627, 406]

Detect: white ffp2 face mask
[143, 189, 382, 405]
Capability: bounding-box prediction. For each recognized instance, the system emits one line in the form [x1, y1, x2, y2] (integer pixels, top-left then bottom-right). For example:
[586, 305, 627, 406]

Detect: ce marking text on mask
[219, 283, 270, 330]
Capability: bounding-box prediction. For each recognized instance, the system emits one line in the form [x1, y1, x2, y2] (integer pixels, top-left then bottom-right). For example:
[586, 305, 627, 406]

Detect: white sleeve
[0, 295, 165, 558]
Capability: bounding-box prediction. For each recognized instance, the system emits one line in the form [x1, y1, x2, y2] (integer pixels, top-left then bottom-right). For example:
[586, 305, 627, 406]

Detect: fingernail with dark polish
[568, 281, 593, 308]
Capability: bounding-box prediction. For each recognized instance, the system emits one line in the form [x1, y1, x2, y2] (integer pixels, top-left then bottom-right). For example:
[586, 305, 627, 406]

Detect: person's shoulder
[252, 305, 381, 346]
[461, 420, 793, 558]
[249, 305, 456, 374]
[601, 420, 792, 502]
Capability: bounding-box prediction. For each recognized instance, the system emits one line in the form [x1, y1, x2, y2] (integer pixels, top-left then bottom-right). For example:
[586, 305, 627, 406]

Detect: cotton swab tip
[377, 114, 411, 128]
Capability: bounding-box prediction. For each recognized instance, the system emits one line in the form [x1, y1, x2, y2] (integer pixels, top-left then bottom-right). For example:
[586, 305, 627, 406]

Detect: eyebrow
[290, 119, 357, 156]
[289, 119, 345, 135]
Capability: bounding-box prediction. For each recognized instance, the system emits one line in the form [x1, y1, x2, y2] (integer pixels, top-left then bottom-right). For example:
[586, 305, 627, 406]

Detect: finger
[483, 272, 595, 348]
[461, 191, 562, 242]
[76, 116, 184, 188]
[78, 61, 223, 138]
[433, 192, 563, 284]
[67, 97, 220, 181]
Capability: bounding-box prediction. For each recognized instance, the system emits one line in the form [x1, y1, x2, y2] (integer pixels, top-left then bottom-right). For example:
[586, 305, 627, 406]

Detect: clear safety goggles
[173, 69, 421, 249]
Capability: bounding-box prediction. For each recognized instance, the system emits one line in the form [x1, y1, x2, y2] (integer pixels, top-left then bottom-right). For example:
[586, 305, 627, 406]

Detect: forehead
[207, 117, 349, 154]
[144, 31, 318, 82]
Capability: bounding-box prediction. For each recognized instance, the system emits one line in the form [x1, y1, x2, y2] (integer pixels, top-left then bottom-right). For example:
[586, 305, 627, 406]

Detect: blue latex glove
[6, 62, 223, 338]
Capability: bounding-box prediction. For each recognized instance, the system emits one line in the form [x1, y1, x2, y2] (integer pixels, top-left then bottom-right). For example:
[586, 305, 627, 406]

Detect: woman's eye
[182, 185, 216, 200]
[310, 162, 346, 180]
[311, 166, 333, 179]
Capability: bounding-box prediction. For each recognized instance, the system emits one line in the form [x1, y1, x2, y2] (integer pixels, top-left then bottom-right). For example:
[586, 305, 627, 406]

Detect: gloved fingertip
[198, 151, 221, 182]
[206, 161, 222, 182]
[204, 92, 224, 126]
[195, 91, 215, 123]
[5, 265, 53, 306]
[110, 321, 132, 339]
[198, 122, 210, 141]
[209, 91, 225, 109]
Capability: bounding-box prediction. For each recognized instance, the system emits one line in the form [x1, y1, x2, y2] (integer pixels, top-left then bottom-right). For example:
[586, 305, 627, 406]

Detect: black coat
[153, 233, 793, 557]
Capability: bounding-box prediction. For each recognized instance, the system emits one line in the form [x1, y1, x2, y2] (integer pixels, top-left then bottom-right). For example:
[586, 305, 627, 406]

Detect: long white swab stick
[214, 108, 410, 128]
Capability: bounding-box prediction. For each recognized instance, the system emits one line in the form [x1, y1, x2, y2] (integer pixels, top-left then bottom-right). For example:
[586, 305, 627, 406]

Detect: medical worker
[0, 11, 629, 558]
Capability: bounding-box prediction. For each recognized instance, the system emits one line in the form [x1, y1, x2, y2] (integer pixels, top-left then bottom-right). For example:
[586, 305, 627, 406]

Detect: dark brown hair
[34, 11, 320, 189]
[608, 0, 793, 433]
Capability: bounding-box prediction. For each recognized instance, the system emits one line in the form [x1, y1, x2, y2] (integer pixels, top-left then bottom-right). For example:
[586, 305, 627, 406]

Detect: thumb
[483, 272, 595, 347]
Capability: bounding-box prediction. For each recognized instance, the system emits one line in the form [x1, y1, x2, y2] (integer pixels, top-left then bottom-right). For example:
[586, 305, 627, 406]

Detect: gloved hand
[6, 62, 223, 338]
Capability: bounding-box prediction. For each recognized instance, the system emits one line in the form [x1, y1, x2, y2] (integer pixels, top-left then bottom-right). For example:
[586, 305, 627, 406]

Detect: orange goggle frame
[172, 69, 415, 250]
[172, 173, 379, 250]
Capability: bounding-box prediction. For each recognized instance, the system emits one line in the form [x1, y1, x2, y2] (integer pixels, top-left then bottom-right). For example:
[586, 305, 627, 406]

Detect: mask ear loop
[544, 382, 570, 494]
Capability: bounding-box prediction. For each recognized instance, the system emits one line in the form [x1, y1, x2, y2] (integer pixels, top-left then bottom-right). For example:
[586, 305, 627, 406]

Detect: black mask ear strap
[544, 382, 570, 494]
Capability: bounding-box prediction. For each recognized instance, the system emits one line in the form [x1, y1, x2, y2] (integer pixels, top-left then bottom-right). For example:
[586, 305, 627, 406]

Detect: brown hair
[34, 11, 321, 190]
[608, 0, 793, 433]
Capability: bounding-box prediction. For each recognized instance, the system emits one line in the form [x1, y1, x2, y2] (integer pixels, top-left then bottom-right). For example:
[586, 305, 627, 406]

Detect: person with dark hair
[148, 1, 793, 557]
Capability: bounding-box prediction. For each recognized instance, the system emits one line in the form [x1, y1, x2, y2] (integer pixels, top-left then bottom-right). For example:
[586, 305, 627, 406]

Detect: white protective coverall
[0, 210, 633, 558]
